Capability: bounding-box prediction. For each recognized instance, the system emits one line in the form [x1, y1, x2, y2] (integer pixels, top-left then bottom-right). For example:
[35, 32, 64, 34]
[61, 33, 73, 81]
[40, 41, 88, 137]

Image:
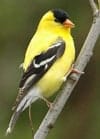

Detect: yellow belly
[23, 26, 75, 98]
[36, 39, 75, 98]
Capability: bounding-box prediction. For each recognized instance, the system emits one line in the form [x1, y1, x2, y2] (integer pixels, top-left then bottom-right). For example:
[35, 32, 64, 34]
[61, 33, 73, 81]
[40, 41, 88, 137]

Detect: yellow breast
[36, 34, 75, 98]
[23, 24, 75, 98]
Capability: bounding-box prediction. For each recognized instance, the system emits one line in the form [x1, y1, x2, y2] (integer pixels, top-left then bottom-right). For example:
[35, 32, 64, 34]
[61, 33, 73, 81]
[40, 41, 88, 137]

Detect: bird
[6, 9, 75, 135]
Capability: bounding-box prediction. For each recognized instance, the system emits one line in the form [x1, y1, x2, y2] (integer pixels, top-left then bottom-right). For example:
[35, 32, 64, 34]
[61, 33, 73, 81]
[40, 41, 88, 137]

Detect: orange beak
[63, 19, 75, 28]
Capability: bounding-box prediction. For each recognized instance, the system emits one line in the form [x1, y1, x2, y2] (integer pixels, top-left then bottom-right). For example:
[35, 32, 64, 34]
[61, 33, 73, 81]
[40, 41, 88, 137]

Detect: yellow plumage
[6, 9, 75, 135]
[23, 11, 75, 97]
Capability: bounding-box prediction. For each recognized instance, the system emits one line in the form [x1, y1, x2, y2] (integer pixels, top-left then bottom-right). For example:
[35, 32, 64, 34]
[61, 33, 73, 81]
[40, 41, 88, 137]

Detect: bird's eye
[54, 18, 59, 22]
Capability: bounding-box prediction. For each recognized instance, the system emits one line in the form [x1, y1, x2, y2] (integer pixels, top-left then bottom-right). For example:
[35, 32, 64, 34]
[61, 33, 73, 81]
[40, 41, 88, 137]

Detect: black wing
[19, 39, 65, 91]
[12, 38, 65, 111]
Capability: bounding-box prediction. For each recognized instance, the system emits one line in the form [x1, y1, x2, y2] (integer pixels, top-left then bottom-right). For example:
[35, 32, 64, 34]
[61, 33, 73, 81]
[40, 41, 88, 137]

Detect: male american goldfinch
[6, 9, 75, 134]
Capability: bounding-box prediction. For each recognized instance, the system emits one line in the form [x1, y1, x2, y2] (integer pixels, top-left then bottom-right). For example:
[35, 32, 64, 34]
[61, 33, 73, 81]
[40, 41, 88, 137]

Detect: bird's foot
[62, 64, 84, 82]
[71, 64, 84, 74]
[41, 97, 53, 109]
[71, 68, 84, 74]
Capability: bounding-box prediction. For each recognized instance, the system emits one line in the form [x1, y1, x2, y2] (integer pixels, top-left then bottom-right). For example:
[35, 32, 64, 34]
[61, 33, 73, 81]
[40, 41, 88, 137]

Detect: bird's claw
[41, 97, 53, 109]
[71, 68, 84, 74]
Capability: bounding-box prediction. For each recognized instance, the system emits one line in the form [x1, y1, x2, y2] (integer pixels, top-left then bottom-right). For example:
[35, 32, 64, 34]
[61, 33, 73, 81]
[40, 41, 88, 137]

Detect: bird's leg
[71, 64, 84, 74]
[62, 64, 74, 82]
[29, 104, 34, 136]
[41, 97, 53, 109]
[62, 64, 84, 82]
[71, 68, 84, 74]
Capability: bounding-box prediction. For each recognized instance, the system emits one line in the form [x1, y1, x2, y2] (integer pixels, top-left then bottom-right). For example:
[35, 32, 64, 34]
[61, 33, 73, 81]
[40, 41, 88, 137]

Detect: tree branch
[89, 0, 98, 16]
[33, 1, 100, 139]
[98, 0, 100, 9]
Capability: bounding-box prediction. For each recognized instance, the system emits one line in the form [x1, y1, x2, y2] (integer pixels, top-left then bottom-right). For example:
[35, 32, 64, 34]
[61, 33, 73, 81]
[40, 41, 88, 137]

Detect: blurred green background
[0, 0, 100, 139]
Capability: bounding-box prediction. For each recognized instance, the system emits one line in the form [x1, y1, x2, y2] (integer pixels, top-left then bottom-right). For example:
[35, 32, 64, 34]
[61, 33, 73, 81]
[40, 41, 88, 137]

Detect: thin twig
[98, 0, 100, 9]
[33, 1, 100, 139]
[89, 0, 98, 16]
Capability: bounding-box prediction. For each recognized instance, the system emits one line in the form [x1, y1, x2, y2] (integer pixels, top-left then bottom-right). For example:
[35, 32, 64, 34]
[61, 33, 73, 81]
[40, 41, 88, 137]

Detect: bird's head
[38, 9, 75, 31]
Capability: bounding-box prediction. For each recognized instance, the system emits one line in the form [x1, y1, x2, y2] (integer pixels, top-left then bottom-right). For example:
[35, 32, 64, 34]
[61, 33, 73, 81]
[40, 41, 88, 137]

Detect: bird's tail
[6, 87, 41, 135]
[6, 109, 22, 135]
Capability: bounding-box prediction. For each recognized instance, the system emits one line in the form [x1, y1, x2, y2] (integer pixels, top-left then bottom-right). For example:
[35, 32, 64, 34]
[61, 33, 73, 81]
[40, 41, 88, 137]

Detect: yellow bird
[6, 9, 75, 134]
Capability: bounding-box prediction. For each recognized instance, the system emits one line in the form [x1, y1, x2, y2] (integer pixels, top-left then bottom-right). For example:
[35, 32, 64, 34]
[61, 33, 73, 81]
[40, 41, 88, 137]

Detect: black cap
[52, 9, 69, 23]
